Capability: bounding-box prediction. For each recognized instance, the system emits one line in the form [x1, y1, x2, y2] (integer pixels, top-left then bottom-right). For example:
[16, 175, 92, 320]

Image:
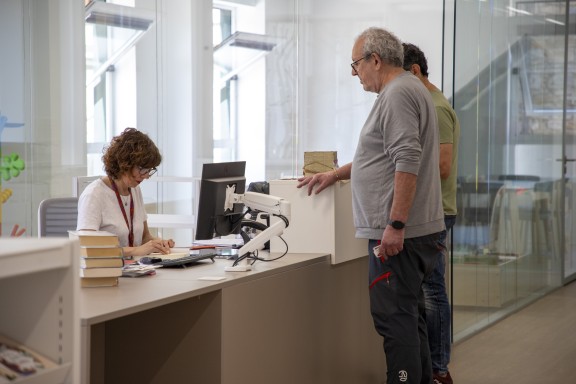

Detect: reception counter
[80, 253, 386, 384]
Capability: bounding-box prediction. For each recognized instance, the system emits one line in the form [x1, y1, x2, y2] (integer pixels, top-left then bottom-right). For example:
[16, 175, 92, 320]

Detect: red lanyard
[111, 180, 134, 247]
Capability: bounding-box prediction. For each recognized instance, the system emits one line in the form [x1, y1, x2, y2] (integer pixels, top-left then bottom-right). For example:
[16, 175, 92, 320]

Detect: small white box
[269, 179, 368, 264]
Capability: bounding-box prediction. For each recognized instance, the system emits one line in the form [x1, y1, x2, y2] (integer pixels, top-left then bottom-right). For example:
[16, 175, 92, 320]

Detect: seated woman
[77, 127, 175, 258]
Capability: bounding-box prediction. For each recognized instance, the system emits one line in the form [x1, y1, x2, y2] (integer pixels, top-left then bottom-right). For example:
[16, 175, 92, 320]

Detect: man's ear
[371, 52, 381, 68]
[409, 63, 420, 76]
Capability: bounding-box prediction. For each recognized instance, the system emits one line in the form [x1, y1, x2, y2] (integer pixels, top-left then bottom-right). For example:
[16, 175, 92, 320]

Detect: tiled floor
[449, 280, 576, 383]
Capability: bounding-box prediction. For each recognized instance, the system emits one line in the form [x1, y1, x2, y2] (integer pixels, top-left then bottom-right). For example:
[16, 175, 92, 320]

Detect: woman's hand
[137, 221, 174, 255]
[146, 238, 175, 254]
[125, 238, 175, 257]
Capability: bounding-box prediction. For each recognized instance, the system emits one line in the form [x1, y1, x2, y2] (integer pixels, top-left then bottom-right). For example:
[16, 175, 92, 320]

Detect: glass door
[561, 1, 576, 282]
[451, 0, 572, 340]
[513, 1, 573, 284]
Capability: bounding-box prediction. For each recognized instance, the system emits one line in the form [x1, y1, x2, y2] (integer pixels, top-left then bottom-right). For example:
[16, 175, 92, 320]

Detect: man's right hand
[296, 171, 338, 196]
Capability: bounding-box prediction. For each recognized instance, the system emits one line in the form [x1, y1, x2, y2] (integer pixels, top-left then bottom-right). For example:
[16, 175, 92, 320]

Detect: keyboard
[156, 253, 216, 268]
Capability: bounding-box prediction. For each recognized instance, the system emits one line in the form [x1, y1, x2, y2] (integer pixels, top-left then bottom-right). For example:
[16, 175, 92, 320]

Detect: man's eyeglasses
[351, 53, 372, 73]
[138, 166, 157, 177]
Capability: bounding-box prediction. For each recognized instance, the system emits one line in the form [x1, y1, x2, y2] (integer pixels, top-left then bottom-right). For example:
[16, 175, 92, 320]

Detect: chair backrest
[457, 181, 504, 225]
[38, 197, 79, 237]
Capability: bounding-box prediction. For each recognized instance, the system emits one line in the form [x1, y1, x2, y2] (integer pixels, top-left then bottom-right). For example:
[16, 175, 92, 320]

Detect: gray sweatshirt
[351, 72, 445, 240]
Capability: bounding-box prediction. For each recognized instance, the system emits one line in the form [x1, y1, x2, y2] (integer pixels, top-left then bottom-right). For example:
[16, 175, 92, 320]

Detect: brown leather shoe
[433, 371, 453, 384]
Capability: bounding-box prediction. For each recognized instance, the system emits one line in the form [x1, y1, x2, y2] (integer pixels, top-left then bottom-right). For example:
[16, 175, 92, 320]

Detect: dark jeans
[368, 232, 444, 384]
[423, 215, 455, 375]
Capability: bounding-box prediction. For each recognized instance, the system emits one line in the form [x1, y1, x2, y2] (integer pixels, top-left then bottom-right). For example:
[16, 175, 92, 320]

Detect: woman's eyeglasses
[138, 167, 157, 177]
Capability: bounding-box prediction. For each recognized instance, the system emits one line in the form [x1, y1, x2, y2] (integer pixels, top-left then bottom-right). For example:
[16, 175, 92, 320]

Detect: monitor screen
[195, 161, 246, 240]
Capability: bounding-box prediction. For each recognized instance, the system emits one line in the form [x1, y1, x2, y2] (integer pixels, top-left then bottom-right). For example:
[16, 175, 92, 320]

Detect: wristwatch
[387, 220, 406, 230]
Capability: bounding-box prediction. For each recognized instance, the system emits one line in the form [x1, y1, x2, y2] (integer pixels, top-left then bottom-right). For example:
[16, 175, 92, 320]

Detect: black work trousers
[368, 232, 444, 384]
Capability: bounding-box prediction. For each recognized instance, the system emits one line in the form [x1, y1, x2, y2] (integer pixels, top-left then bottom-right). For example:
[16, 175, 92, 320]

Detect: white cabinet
[0, 238, 79, 384]
[269, 179, 368, 264]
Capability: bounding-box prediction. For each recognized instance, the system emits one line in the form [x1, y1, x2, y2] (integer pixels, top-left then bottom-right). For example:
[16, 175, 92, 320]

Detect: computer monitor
[195, 161, 247, 241]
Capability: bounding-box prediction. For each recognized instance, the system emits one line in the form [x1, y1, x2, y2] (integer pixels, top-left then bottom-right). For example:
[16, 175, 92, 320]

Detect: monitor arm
[224, 190, 291, 272]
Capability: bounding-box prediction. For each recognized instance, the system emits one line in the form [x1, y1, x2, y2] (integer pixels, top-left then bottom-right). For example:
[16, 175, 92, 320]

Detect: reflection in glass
[452, 0, 571, 340]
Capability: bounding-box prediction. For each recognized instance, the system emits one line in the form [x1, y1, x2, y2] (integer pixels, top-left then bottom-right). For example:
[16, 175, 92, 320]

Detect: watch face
[389, 220, 405, 229]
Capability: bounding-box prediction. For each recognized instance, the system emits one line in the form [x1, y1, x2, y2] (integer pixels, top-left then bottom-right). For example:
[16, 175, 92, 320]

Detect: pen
[190, 245, 217, 250]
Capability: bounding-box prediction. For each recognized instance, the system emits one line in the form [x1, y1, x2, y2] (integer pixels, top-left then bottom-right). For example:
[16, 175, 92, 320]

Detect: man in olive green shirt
[403, 43, 461, 384]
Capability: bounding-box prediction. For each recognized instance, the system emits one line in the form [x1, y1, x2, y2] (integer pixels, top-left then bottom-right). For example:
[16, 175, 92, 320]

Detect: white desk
[80, 253, 386, 384]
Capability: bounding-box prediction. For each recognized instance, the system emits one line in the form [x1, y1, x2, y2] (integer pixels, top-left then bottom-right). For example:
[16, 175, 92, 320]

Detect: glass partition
[85, 0, 156, 173]
[451, 0, 571, 339]
[81, 0, 448, 247]
[82, 0, 299, 244]
[0, 0, 84, 238]
[563, 1, 576, 282]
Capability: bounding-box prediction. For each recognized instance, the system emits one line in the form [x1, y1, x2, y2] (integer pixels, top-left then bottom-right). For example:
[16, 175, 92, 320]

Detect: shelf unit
[0, 238, 79, 384]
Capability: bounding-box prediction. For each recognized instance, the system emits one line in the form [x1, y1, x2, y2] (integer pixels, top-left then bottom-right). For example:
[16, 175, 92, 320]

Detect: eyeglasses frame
[138, 166, 157, 177]
[350, 53, 373, 74]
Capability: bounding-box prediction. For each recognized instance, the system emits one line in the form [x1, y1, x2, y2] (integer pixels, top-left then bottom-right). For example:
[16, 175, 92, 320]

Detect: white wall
[295, 0, 445, 167]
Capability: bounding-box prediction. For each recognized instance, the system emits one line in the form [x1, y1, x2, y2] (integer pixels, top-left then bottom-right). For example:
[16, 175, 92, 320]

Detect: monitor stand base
[224, 265, 252, 272]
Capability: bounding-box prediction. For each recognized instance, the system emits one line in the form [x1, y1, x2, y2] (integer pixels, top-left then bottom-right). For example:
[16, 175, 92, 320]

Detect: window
[85, 1, 155, 175]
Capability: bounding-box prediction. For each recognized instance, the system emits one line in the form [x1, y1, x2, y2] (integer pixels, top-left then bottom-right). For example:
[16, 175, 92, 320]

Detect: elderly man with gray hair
[298, 27, 445, 384]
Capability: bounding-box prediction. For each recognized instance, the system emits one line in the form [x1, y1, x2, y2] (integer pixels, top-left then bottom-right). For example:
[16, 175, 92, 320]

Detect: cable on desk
[251, 236, 288, 263]
[231, 235, 289, 267]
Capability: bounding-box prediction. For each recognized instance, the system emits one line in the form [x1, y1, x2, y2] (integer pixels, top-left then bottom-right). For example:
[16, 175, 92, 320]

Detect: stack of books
[68, 230, 124, 287]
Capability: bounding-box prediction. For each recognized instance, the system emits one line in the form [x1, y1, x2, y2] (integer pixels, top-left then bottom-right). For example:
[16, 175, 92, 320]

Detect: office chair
[457, 181, 504, 248]
[38, 197, 79, 237]
[459, 181, 504, 226]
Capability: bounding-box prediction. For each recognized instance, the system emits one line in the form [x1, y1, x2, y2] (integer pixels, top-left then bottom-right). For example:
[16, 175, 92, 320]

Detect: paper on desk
[150, 248, 190, 260]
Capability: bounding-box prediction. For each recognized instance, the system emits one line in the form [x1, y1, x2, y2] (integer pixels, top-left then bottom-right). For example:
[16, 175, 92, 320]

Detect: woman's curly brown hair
[102, 128, 162, 179]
